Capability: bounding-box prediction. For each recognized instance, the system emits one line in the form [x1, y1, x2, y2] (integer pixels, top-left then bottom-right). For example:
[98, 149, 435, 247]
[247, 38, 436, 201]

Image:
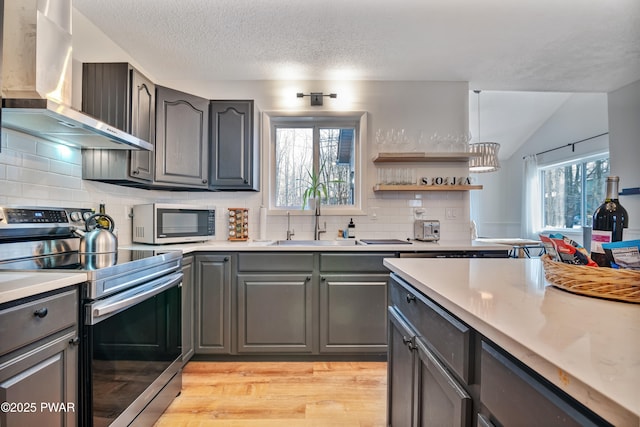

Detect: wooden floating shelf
[372, 152, 480, 163]
[373, 184, 483, 191]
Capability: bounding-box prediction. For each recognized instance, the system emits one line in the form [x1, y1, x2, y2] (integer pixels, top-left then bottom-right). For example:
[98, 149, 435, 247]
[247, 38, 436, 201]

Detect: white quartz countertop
[0, 271, 87, 304]
[122, 239, 509, 254]
[383, 257, 640, 427]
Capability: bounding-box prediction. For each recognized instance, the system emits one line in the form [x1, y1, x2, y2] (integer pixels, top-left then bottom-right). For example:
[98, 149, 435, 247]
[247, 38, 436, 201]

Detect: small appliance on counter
[132, 203, 215, 244]
[414, 219, 440, 242]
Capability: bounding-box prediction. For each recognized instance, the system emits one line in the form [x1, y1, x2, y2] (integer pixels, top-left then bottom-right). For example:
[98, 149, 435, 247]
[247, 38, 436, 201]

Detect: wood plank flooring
[154, 361, 388, 426]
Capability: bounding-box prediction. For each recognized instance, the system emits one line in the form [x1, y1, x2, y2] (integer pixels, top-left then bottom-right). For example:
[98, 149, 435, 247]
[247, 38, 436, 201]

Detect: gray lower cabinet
[81, 62, 155, 185]
[181, 255, 194, 364]
[0, 288, 78, 427]
[155, 86, 209, 188]
[388, 306, 471, 427]
[237, 273, 314, 353]
[209, 100, 257, 191]
[194, 254, 232, 354]
[388, 274, 612, 427]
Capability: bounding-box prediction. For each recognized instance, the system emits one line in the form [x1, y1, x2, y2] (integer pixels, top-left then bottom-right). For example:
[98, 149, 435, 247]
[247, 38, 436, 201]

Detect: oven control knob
[82, 211, 93, 221]
[70, 211, 82, 222]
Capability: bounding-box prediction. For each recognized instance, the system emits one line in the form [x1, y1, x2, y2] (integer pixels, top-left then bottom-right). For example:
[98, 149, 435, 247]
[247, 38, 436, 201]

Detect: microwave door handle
[88, 272, 182, 325]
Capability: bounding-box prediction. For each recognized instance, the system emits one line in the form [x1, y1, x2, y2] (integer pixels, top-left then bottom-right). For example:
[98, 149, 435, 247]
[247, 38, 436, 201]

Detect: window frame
[262, 111, 367, 216]
[538, 151, 609, 232]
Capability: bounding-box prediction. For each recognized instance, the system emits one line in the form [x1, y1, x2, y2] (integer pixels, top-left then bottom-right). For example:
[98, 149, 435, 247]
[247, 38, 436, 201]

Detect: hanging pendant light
[469, 90, 500, 173]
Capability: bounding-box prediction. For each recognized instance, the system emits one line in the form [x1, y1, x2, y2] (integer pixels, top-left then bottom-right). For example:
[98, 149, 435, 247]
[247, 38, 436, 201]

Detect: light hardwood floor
[154, 361, 388, 427]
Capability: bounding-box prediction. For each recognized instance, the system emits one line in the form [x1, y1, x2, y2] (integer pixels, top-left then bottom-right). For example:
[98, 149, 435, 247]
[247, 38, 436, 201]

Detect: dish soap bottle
[347, 218, 356, 238]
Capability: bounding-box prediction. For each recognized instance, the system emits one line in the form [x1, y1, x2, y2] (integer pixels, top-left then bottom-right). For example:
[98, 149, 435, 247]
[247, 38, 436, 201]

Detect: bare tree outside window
[541, 156, 609, 229]
[274, 124, 356, 209]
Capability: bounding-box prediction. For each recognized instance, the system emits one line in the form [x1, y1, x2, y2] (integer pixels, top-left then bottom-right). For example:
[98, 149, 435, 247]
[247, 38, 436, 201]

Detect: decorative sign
[421, 176, 474, 186]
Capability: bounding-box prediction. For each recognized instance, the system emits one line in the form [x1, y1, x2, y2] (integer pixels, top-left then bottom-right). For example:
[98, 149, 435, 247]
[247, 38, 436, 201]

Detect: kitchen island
[383, 257, 639, 427]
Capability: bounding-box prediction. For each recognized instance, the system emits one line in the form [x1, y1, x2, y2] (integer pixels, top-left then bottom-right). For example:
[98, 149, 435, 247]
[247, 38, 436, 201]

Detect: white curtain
[522, 154, 541, 239]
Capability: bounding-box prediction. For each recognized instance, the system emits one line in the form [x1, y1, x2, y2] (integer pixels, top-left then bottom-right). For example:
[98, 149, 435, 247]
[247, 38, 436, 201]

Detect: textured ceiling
[73, 0, 640, 92]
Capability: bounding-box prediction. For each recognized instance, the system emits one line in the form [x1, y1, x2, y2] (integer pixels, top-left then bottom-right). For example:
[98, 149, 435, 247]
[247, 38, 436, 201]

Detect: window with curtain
[540, 154, 609, 229]
[269, 114, 362, 211]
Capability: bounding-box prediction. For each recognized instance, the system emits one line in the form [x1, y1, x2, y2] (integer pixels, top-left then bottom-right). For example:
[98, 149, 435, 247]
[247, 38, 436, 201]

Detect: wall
[0, 9, 474, 244]
[608, 79, 640, 241]
[471, 92, 610, 243]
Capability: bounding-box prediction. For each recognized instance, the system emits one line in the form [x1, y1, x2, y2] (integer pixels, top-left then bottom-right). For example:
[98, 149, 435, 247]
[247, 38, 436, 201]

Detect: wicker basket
[541, 254, 640, 303]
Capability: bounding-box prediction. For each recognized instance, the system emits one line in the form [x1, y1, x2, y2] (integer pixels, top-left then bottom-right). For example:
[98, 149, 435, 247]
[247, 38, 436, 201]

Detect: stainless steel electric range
[0, 206, 183, 427]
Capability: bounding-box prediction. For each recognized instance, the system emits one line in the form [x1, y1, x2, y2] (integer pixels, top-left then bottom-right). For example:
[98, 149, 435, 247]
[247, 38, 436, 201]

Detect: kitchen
[1, 0, 639, 426]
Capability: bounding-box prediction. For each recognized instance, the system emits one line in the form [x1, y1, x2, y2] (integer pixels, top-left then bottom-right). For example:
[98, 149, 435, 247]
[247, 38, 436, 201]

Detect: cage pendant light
[469, 90, 500, 173]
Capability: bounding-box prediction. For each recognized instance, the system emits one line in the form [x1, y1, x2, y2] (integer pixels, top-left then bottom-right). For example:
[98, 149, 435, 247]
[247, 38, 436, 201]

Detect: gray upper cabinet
[155, 86, 209, 188]
[209, 100, 258, 191]
[82, 63, 155, 184]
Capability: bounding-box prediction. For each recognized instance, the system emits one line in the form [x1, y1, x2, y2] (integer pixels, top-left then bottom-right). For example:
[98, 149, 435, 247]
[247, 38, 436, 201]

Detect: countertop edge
[0, 272, 88, 305]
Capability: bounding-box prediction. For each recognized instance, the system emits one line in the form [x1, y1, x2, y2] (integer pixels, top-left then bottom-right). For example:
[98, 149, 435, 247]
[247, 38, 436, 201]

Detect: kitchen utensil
[77, 213, 118, 254]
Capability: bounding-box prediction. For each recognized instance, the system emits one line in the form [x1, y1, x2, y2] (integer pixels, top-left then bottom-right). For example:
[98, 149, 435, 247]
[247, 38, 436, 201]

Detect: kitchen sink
[269, 239, 362, 246]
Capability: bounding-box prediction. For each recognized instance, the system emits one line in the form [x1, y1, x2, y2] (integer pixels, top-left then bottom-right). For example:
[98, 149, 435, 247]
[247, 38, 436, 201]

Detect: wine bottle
[97, 203, 110, 229]
[590, 176, 628, 267]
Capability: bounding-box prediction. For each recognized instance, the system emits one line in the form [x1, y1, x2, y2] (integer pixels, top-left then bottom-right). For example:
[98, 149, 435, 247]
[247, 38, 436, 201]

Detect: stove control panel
[0, 207, 70, 225]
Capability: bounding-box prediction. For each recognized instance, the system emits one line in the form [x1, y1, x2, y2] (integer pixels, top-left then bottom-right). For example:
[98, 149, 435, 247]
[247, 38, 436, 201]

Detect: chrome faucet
[314, 204, 326, 240]
[286, 211, 295, 240]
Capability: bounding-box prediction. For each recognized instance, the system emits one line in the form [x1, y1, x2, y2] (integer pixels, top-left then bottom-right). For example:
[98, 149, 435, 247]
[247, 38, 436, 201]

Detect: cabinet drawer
[389, 275, 471, 383]
[237, 252, 314, 272]
[480, 341, 609, 427]
[319, 252, 395, 272]
[0, 288, 78, 356]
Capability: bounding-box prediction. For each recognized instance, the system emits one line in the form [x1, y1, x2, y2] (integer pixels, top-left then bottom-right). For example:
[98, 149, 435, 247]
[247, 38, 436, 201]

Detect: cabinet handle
[132, 169, 140, 175]
[202, 179, 208, 184]
[320, 276, 326, 281]
[33, 308, 48, 318]
[402, 335, 412, 345]
[407, 342, 417, 351]
[244, 179, 248, 184]
[69, 337, 80, 346]
[306, 276, 311, 281]
[224, 257, 230, 262]
[406, 294, 416, 303]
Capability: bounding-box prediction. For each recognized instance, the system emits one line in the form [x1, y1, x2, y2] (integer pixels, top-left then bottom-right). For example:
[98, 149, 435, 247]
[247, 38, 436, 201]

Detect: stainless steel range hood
[1, 0, 152, 151]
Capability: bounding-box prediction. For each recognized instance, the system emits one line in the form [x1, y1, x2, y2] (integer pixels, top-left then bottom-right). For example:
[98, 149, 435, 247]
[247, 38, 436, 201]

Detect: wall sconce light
[296, 92, 337, 106]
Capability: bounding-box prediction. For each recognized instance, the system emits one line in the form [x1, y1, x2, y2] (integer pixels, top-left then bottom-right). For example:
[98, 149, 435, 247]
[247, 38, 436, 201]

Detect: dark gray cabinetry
[387, 304, 471, 427]
[155, 86, 209, 188]
[388, 273, 612, 427]
[209, 100, 257, 191]
[81, 63, 155, 184]
[318, 253, 391, 354]
[181, 255, 195, 364]
[236, 253, 315, 353]
[194, 254, 232, 354]
[0, 288, 78, 427]
[479, 341, 607, 427]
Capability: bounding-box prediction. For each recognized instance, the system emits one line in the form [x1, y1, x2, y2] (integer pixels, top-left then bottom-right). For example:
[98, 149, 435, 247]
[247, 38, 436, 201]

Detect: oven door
[82, 272, 182, 427]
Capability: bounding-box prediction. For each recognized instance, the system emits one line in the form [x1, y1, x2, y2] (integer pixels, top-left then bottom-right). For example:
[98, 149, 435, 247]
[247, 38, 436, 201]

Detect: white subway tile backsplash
[22, 153, 50, 171]
[5, 130, 37, 153]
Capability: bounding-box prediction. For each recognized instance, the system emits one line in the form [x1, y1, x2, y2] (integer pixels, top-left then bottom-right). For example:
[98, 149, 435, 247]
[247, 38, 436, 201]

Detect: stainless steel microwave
[132, 203, 215, 244]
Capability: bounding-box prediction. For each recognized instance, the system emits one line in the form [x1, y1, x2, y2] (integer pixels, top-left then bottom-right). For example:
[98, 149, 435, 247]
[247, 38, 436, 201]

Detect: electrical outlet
[445, 208, 461, 219]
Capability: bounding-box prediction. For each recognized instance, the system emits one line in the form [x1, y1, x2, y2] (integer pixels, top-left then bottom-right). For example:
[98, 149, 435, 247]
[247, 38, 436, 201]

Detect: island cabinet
[236, 253, 315, 353]
[209, 100, 258, 191]
[194, 254, 233, 354]
[181, 255, 195, 364]
[82, 62, 156, 184]
[318, 253, 393, 354]
[0, 287, 78, 427]
[155, 86, 210, 188]
[387, 273, 613, 427]
[388, 276, 472, 427]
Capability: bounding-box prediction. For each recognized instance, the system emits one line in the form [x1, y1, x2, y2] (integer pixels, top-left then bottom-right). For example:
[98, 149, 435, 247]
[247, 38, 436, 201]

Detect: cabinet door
[237, 273, 313, 353]
[195, 254, 232, 354]
[181, 256, 194, 363]
[388, 307, 417, 427]
[480, 341, 607, 427]
[209, 100, 256, 190]
[129, 68, 155, 181]
[319, 274, 388, 353]
[0, 330, 78, 427]
[415, 338, 471, 427]
[155, 86, 209, 188]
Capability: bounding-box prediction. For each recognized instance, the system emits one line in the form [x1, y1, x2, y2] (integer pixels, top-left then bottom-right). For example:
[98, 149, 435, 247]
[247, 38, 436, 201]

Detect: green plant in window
[301, 163, 342, 209]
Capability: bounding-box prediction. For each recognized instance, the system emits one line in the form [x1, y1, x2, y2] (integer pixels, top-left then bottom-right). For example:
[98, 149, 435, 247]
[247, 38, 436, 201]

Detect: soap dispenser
[347, 218, 356, 238]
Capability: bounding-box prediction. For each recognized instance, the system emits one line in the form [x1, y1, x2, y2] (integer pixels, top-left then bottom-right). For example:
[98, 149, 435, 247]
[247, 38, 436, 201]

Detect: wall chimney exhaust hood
[1, 0, 152, 151]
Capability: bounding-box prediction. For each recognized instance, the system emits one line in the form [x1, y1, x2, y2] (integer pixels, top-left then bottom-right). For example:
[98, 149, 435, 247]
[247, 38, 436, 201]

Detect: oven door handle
[87, 272, 182, 325]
